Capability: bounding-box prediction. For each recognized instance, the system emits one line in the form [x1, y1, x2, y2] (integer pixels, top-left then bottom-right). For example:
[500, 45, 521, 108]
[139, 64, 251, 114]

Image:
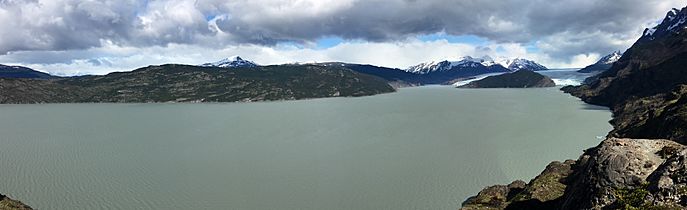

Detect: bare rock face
[509, 160, 574, 204]
[0, 194, 32, 210]
[647, 148, 687, 207]
[559, 138, 684, 209]
[461, 160, 575, 210]
[461, 138, 687, 210]
[461, 180, 526, 210]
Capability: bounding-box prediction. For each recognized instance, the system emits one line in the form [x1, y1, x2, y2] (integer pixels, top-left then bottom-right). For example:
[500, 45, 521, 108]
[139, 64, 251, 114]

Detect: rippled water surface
[0, 86, 611, 210]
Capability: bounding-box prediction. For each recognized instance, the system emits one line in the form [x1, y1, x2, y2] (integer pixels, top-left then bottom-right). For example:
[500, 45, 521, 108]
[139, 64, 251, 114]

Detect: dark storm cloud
[0, 0, 682, 60]
[215, 0, 680, 58]
[216, 0, 673, 42]
[215, 0, 503, 44]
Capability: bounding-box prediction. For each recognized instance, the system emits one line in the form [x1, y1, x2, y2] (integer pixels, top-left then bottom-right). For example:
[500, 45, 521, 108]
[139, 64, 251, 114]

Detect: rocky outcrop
[559, 138, 685, 209]
[462, 138, 687, 210]
[461, 181, 527, 210]
[461, 160, 574, 210]
[0, 194, 32, 210]
[458, 70, 556, 88]
[646, 148, 687, 207]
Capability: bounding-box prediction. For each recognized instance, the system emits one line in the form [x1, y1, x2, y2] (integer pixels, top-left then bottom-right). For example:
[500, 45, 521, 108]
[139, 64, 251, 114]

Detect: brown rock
[0, 194, 32, 210]
[559, 138, 685, 209]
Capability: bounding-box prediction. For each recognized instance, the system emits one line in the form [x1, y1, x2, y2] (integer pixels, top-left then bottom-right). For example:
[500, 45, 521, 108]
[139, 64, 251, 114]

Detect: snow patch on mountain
[201, 56, 259, 68]
[499, 58, 548, 71]
[642, 6, 687, 41]
[597, 51, 622, 65]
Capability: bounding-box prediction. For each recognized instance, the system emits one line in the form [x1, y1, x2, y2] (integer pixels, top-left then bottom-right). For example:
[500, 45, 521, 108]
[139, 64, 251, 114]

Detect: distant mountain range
[406, 56, 547, 74]
[577, 51, 622, 73]
[0, 55, 551, 102]
[199, 56, 547, 86]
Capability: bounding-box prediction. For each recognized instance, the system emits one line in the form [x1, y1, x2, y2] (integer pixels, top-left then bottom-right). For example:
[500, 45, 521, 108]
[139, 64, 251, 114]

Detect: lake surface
[0, 86, 611, 210]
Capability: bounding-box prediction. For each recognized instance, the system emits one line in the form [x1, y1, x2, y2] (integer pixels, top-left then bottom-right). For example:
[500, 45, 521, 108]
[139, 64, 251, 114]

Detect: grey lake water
[0, 86, 611, 210]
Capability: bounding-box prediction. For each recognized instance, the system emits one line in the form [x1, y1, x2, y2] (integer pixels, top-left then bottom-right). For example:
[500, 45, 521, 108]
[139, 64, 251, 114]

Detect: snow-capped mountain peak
[405, 56, 547, 74]
[454, 56, 497, 67]
[596, 51, 622, 65]
[499, 58, 548, 71]
[201, 56, 259, 68]
[577, 51, 624, 73]
[641, 6, 687, 41]
[406, 60, 454, 74]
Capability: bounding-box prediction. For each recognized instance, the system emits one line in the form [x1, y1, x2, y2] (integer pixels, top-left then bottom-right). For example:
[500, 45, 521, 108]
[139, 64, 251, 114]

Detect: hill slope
[0, 65, 54, 79]
[313, 63, 425, 87]
[0, 64, 395, 104]
[458, 70, 555, 88]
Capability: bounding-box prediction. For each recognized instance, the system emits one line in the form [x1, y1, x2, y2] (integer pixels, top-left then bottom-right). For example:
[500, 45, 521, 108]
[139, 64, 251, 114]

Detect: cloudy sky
[0, 0, 684, 75]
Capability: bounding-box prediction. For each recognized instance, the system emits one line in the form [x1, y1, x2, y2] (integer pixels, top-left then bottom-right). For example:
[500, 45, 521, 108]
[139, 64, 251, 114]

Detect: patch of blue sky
[307, 33, 539, 53]
[315, 36, 346, 49]
[525, 43, 540, 53]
